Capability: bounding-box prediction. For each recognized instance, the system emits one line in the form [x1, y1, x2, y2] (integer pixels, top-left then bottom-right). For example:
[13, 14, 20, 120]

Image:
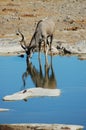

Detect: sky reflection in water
[0, 53, 86, 129]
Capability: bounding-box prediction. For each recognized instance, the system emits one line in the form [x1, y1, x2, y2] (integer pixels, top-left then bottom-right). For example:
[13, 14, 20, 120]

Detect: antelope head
[16, 29, 33, 60]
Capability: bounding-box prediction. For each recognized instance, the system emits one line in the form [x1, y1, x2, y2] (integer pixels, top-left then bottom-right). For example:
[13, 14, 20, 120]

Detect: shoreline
[0, 123, 84, 130]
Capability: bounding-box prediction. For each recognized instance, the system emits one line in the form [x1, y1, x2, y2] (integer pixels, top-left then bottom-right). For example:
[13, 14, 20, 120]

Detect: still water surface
[0, 53, 86, 129]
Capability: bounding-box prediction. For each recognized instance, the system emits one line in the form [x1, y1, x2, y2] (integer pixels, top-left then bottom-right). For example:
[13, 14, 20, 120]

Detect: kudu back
[17, 18, 55, 61]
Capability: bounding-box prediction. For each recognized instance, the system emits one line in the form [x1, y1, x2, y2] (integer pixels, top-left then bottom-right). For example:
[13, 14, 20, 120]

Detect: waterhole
[0, 53, 86, 129]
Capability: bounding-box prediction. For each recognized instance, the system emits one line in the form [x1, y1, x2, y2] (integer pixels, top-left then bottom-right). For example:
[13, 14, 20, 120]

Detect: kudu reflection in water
[22, 56, 57, 89]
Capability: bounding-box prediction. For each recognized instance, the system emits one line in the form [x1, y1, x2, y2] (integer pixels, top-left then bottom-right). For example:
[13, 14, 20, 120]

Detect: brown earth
[0, 0, 86, 45]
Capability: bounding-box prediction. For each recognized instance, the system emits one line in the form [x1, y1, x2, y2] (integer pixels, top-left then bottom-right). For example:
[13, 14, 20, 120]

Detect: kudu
[17, 18, 55, 61]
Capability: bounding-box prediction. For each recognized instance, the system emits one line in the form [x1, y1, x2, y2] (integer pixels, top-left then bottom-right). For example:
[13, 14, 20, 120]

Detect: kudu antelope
[17, 18, 55, 61]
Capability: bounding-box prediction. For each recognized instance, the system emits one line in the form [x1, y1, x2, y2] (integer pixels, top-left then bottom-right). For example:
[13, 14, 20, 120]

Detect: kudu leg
[44, 38, 49, 56]
[50, 34, 53, 51]
[38, 41, 42, 59]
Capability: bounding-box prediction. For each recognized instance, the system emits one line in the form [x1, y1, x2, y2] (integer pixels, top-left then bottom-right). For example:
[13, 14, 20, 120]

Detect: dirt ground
[0, 0, 86, 45]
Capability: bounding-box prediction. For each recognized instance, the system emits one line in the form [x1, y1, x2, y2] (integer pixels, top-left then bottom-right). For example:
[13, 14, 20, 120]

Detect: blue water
[0, 53, 86, 129]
